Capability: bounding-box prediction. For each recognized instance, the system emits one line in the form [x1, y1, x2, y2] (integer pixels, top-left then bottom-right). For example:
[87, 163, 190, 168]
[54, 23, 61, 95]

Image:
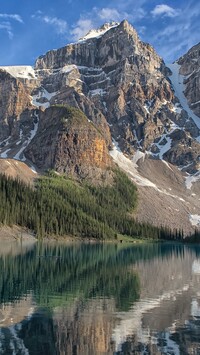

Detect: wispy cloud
[70, 19, 93, 40]
[32, 12, 68, 35]
[0, 14, 23, 39]
[42, 16, 68, 34]
[98, 8, 122, 21]
[0, 13, 23, 23]
[151, 4, 180, 18]
[137, 25, 146, 35]
[107, 0, 146, 21]
[149, 1, 200, 61]
[0, 21, 13, 39]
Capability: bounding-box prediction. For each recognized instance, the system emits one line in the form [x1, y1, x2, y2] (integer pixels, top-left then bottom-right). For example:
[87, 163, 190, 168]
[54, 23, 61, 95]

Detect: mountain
[178, 43, 200, 118]
[0, 20, 199, 235]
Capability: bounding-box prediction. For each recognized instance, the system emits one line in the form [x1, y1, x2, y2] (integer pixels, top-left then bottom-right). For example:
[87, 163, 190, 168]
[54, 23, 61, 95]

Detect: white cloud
[0, 13, 23, 39]
[151, 4, 180, 18]
[0, 21, 13, 39]
[0, 14, 23, 23]
[98, 8, 121, 21]
[32, 13, 68, 35]
[70, 19, 93, 41]
[42, 16, 68, 34]
[137, 25, 146, 35]
[106, 0, 146, 21]
[148, 1, 200, 62]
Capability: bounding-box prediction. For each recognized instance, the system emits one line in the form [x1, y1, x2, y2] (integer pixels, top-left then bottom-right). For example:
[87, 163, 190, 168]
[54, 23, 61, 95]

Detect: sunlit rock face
[24, 105, 112, 182]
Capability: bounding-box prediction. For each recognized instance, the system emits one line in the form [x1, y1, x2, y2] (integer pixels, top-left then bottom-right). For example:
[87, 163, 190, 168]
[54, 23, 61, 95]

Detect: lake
[0, 241, 200, 354]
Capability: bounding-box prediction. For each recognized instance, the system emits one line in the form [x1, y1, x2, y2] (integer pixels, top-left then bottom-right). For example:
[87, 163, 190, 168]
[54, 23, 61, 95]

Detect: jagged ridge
[0, 20, 199, 233]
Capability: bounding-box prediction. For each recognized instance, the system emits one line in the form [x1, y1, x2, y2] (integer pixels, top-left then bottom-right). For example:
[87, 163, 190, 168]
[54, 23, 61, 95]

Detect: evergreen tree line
[184, 229, 200, 243]
[0, 170, 182, 240]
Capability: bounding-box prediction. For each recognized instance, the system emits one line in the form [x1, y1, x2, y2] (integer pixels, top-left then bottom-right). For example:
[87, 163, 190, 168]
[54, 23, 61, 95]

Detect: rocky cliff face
[34, 20, 175, 157]
[0, 20, 199, 232]
[25, 105, 112, 182]
[178, 43, 200, 117]
[0, 70, 32, 142]
[32, 20, 200, 173]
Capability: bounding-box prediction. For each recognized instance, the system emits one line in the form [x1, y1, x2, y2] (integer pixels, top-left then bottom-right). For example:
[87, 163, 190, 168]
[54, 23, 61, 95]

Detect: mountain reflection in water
[0, 242, 200, 354]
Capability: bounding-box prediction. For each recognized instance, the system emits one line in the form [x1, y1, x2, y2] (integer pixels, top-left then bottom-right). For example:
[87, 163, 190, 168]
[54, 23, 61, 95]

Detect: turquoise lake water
[0, 241, 200, 354]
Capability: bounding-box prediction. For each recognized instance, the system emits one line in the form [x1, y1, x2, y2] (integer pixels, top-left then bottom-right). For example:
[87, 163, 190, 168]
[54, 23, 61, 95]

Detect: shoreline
[0, 225, 191, 245]
[0, 225, 37, 242]
[0, 225, 145, 244]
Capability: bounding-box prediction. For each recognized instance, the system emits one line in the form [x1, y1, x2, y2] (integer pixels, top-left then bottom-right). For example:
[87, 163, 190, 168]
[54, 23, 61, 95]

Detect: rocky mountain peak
[34, 20, 143, 70]
[78, 21, 119, 41]
[0, 20, 199, 233]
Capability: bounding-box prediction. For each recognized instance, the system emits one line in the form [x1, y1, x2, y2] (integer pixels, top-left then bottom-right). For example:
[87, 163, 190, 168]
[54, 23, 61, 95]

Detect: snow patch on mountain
[1, 148, 11, 158]
[143, 100, 154, 114]
[167, 63, 200, 141]
[0, 137, 12, 158]
[14, 112, 39, 161]
[171, 103, 182, 114]
[59, 64, 88, 74]
[189, 214, 200, 227]
[110, 142, 157, 188]
[0, 66, 36, 79]
[110, 142, 193, 205]
[151, 121, 183, 160]
[185, 171, 200, 189]
[0, 136, 11, 147]
[31, 88, 57, 109]
[78, 22, 119, 42]
[60, 65, 76, 74]
[89, 88, 106, 97]
[158, 135, 172, 159]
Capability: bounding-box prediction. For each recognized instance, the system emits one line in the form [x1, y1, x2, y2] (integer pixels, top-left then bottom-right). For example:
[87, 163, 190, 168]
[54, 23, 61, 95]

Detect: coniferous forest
[0, 169, 183, 240]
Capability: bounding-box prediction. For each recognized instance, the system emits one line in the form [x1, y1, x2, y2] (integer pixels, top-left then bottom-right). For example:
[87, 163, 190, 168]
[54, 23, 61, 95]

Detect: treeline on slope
[0, 170, 180, 240]
[184, 229, 200, 243]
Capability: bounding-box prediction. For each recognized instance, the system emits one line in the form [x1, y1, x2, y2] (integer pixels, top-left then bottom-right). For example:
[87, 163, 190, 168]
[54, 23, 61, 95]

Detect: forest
[0, 169, 184, 240]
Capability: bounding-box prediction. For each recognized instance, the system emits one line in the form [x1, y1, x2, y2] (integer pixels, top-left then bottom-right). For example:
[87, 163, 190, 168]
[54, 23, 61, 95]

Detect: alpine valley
[0, 20, 200, 237]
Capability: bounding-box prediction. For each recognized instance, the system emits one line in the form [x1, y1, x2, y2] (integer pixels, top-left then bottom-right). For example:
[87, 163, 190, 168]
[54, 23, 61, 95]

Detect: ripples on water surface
[0, 241, 200, 354]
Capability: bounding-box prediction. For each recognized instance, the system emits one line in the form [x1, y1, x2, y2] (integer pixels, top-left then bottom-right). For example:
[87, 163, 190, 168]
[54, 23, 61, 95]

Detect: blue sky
[0, 0, 199, 66]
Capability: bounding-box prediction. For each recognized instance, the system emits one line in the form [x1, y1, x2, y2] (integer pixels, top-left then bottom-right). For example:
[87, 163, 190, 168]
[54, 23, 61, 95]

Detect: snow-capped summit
[78, 22, 119, 41]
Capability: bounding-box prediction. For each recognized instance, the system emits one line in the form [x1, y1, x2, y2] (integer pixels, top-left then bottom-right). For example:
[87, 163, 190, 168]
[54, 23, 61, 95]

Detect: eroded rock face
[25, 106, 112, 182]
[30, 20, 199, 173]
[164, 130, 200, 172]
[34, 20, 175, 156]
[178, 43, 200, 117]
[0, 70, 32, 141]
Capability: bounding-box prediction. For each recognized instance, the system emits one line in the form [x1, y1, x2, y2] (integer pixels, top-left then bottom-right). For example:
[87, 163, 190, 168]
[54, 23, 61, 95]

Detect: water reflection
[0, 242, 200, 354]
